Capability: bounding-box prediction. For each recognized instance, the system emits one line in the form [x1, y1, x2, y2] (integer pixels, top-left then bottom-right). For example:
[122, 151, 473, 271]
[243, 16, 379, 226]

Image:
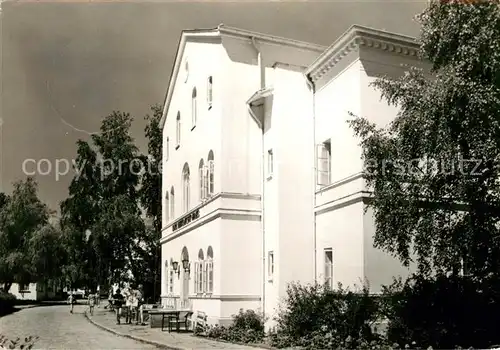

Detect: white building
[160, 24, 425, 326]
[9, 282, 57, 301]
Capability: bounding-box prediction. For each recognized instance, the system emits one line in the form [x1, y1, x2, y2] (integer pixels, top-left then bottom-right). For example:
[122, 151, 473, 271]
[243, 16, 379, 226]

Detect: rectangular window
[268, 251, 274, 281]
[317, 139, 331, 186]
[324, 248, 333, 289]
[267, 149, 274, 176]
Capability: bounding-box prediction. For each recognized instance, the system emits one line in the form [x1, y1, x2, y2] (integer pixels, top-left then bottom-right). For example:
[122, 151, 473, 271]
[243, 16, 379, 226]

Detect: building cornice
[305, 25, 420, 84]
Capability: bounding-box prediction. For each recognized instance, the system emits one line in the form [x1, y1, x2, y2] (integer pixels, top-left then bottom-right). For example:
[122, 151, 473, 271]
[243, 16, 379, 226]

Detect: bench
[191, 311, 208, 334]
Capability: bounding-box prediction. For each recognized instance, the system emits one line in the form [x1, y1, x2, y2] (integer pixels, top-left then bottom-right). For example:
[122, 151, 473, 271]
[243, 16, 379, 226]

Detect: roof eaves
[159, 26, 221, 130]
[305, 24, 420, 84]
[218, 24, 325, 53]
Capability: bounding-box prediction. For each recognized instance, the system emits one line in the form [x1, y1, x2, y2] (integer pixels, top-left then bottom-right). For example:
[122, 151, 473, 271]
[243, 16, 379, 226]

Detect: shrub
[381, 274, 500, 349]
[0, 291, 16, 316]
[202, 308, 266, 344]
[269, 281, 380, 348]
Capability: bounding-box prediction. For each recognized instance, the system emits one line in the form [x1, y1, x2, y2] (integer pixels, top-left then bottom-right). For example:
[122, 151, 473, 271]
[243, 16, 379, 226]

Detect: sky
[0, 0, 426, 211]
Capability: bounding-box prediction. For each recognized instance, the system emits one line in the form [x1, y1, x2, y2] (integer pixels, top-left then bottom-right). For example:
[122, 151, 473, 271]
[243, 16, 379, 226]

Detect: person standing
[112, 289, 124, 324]
[96, 285, 101, 307]
[129, 289, 138, 325]
[106, 288, 113, 310]
[135, 285, 144, 325]
[124, 288, 133, 324]
[68, 292, 75, 314]
[88, 292, 96, 316]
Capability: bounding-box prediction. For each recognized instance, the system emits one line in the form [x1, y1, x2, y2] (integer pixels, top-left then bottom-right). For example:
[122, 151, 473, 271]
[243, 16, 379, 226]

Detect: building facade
[9, 282, 57, 301]
[160, 24, 425, 326]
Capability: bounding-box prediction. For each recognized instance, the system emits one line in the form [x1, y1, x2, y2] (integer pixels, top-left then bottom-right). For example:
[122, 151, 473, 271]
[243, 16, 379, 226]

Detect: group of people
[109, 285, 145, 325]
[67, 288, 101, 315]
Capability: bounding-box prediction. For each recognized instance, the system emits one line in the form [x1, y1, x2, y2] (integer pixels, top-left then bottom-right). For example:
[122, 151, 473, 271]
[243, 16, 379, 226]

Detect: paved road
[0, 304, 157, 349]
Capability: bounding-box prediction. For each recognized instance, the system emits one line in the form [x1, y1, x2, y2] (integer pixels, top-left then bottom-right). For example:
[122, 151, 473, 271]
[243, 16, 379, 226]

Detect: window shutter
[194, 262, 199, 293]
[176, 121, 181, 145]
[170, 193, 175, 218]
[199, 167, 204, 200]
[192, 96, 197, 127]
[207, 78, 213, 105]
[208, 160, 214, 195]
[203, 165, 209, 198]
[202, 261, 207, 293]
[208, 260, 214, 293]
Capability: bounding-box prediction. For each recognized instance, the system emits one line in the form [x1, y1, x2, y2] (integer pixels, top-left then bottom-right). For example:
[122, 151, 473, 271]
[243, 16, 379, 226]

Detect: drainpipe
[304, 73, 317, 282]
[252, 37, 266, 90]
[250, 37, 266, 317]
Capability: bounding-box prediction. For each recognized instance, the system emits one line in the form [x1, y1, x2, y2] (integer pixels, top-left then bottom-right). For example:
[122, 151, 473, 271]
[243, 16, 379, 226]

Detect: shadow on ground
[0, 300, 71, 318]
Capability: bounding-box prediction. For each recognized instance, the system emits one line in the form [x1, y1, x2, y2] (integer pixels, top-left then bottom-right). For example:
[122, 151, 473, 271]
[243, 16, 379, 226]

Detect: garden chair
[191, 311, 208, 334]
[167, 311, 193, 332]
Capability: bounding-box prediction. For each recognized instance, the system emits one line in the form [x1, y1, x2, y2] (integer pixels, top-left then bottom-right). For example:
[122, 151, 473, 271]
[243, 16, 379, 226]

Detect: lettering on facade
[173, 209, 200, 231]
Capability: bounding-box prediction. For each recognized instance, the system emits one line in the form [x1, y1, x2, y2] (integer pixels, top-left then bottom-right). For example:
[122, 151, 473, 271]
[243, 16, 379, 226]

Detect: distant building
[9, 282, 58, 301]
[160, 24, 425, 327]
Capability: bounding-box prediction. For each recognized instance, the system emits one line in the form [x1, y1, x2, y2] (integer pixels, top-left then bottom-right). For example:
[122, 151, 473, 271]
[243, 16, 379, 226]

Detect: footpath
[85, 307, 268, 350]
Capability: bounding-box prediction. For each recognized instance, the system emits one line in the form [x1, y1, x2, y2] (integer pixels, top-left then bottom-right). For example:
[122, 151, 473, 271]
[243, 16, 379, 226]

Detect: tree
[0, 178, 50, 292]
[29, 224, 66, 293]
[348, 0, 500, 279]
[136, 104, 163, 301]
[91, 195, 145, 285]
[60, 111, 144, 289]
[0, 193, 8, 211]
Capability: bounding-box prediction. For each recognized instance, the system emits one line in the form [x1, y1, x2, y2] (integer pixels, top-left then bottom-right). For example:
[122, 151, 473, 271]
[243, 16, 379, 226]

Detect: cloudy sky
[0, 0, 426, 211]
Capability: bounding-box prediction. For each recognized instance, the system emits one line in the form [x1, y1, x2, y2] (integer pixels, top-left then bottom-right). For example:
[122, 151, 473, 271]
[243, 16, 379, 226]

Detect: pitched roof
[305, 25, 420, 84]
[159, 24, 325, 129]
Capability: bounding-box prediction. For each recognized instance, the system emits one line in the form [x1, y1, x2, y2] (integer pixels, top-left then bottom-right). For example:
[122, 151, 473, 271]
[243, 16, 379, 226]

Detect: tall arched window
[170, 187, 175, 219]
[207, 76, 213, 108]
[182, 163, 190, 213]
[195, 249, 204, 294]
[198, 159, 205, 201]
[192, 88, 197, 128]
[165, 192, 170, 223]
[176, 112, 181, 147]
[207, 151, 214, 196]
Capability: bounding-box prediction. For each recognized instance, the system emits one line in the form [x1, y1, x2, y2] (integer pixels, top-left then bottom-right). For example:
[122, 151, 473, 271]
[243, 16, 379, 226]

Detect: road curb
[84, 311, 184, 350]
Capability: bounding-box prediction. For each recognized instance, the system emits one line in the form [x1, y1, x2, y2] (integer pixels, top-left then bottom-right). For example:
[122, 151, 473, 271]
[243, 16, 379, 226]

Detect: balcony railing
[163, 296, 192, 310]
